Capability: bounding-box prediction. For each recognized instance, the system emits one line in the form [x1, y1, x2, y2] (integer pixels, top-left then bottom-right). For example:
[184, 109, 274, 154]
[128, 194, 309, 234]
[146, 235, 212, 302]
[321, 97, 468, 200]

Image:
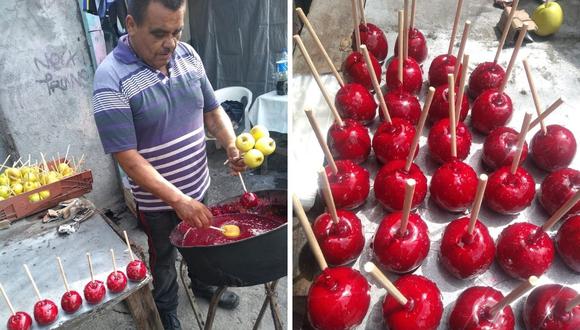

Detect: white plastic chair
[208, 86, 253, 148]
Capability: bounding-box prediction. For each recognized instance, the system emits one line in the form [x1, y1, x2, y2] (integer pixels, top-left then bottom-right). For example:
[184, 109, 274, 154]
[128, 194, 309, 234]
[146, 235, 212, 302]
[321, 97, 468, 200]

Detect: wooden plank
[125, 284, 163, 330]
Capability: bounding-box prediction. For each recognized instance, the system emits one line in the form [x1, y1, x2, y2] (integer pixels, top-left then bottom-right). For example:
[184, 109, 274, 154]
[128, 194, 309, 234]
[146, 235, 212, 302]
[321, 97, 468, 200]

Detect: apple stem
[403, 0, 409, 61]
[123, 230, 136, 261]
[0, 154, 11, 171]
[361, 45, 391, 123]
[455, 54, 469, 126]
[351, 0, 361, 52]
[0, 282, 16, 316]
[399, 179, 416, 236]
[489, 276, 538, 317]
[56, 257, 71, 292]
[87, 253, 95, 283]
[293, 193, 328, 270]
[523, 59, 547, 135]
[295, 8, 345, 88]
[542, 191, 580, 232]
[453, 21, 471, 82]
[494, 0, 520, 63]
[318, 169, 340, 225]
[410, 0, 416, 29]
[111, 249, 118, 274]
[448, 0, 464, 55]
[398, 10, 404, 84]
[405, 87, 435, 172]
[23, 264, 42, 301]
[510, 112, 532, 175]
[293, 35, 344, 127]
[304, 109, 339, 175]
[364, 262, 408, 305]
[565, 294, 580, 313]
[448, 74, 457, 158]
[237, 172, 248, 193]
[529, 97, 563, 130]
[357, 0, 367, 26]
[468, 174, 488, 235]
[499, 23, 528, 94]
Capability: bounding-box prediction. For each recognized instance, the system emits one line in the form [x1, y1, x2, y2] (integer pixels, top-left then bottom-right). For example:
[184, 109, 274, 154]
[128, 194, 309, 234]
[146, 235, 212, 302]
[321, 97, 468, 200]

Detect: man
[92, 0, 245, 328]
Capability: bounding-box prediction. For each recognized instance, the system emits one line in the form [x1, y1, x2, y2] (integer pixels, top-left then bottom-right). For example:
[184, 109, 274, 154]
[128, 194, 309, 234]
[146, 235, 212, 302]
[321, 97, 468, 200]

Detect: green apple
[235, 133, 256, 152]
[255, 137, 276, 156]
[23, 181, 36, 192]
[28, 193, 41, 203]
[0, 185, 11, 199]
[5, 167, 21, 180]
[39, 190, 50, 200]
[532, 1, 564, 36]
[11, 183, 23, 195]
[243, 149, 265, 169]
[22, 172, 38, 183]
[0, 174, 9, 186]
[250, 125, 270, 141]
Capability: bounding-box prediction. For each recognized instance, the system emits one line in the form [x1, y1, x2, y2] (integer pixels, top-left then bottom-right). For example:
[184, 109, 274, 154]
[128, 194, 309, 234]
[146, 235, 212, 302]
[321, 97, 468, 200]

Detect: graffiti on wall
[34, 45, 91, 96]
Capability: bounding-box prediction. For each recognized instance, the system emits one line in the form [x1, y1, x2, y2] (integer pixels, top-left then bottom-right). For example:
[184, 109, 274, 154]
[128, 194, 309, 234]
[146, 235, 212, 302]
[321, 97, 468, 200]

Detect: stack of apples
[234, 125, 277, 169]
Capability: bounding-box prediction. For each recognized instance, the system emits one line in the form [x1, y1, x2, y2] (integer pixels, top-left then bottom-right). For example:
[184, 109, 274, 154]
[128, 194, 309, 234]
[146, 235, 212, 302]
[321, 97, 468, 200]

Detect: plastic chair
[214, 86, 253, 132]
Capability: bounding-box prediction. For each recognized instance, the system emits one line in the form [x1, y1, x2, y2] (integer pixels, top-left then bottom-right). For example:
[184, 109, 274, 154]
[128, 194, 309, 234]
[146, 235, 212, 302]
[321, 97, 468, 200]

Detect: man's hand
[226, 144, 247, 173]
[171, 195, 213, 228]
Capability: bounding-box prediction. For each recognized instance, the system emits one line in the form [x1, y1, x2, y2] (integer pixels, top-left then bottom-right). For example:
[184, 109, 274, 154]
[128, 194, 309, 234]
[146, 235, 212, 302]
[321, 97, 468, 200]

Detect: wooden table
[0, 207, 162, 329]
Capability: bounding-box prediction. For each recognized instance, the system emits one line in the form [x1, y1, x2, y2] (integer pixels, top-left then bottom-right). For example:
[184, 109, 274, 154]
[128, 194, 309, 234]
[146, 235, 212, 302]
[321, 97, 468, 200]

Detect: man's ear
[126, 15, 136, 37]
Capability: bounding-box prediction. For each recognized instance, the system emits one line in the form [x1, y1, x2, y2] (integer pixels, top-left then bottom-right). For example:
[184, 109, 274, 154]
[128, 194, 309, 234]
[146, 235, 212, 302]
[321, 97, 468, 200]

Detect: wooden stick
[26, 155, 31, 167]
[318, 169, 339, 225]
[410, 0, 417, 29]
[448, 74, 457, 158]
[0, 282, 16, 315]
[448, 0, 464, 55]
[304, 109, 339, 175]
[0, 155, 10, 171]
[403, 0, 409, 60]
[468, 174, 488, 235]
[399, 179, 416, 236]
[453, 21, 471, 81]
[56, 257, 71, 292]
[489, 276, 538, 317]
[40, 153, 49, 173]
[64, 145, 70, 165]
[358, 0, 367, 25]
[293, 193, 328, 270]
[510, 112, 532, 174]
[57, 153, 61, 167]
[23, 264, 42, 301]
[364, 262, 408, 305]
[529, 97, 563, 130]
[405, 87, 435, 172]
[565, 294, 580, 313]
[86, 253, 95, 282]
[494, 0, 520, 63]
[499, 23, 528, 94]
[110, 249, 118, 273]
[295, 8, 345, 88]
[12, 157, 22, 168]
[361, 45, 391, 123]
[237, 172, 248, 193]
[398, 10, 404, 84]
[523, 59, 547, 135]
[294, 35, 344, 126]
[455, 54, 469, 126]
[76, 154, 86, 172]
[351, 0, 361, 52]
[123, 230, 136, 261]
[542, 191, 580, 232]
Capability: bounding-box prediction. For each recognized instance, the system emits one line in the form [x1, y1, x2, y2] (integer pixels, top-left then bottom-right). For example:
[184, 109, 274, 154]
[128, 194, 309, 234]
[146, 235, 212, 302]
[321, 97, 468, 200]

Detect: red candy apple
[449, 286, 514, 330]
[471, 89, 513, 134]
[430, 160, 478, 212]
[530, 125, 577, 172]
[334, 83, 377, 124]
[106, 271, 127, 293]
[356, 23, 388, 62]
[33, 299, 58, 325]
[307, 267, 370, 330]
[382, 89, 421, 125]
[325, 160, 370, 210]
[427, 83, 469, 123]
[7, 312, 32, 330]
[240, 192, 259, 209]
[374, 160, 427, 211]
[382, 275, 443, 330]
[312, 210, 364, 266]
[468, 62, 505, 99]
[540, 168, 580, 216]
[126, 260, 147, 282]
[428, 55, 460, 88]
[485, 166, 535, 214]
[386, 58, 423, 94]
[496, 222, 554, 279]
[394, 28, 428, 64]
[524, 284, 580, 330]
[372, 118, 416, 164]
[60, 290, 82, 314]
[341, 51, 381, 90]
[84, 280, 106, 304]
[556, 215, 580, 273]
[482, 126, 528, 170]
[327, 119, 371, 164]
[428, 119, 472, 164]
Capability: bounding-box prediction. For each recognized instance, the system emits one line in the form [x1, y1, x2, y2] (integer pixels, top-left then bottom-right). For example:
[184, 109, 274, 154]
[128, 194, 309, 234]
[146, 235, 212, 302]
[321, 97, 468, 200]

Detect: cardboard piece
[497, 7, 538, 43]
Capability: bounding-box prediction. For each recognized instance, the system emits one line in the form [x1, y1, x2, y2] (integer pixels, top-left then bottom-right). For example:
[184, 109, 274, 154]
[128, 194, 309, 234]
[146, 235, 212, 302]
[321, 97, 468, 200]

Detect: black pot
[170, 189, 287, 287]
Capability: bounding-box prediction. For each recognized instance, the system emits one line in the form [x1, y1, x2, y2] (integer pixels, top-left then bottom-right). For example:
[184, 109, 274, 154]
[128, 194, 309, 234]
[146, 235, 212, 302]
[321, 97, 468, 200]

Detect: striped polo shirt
[92, 35, 219, 212]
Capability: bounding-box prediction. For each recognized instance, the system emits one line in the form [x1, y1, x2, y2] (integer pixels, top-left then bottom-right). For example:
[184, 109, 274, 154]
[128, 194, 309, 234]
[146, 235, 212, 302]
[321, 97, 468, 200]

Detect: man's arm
[114, 150, 213, 228]
[204, 106, 246, 172]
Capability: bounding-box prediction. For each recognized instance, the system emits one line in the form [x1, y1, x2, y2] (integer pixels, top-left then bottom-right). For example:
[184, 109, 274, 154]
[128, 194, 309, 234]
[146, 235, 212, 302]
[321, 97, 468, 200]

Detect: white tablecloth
[247, 90, 288, 133]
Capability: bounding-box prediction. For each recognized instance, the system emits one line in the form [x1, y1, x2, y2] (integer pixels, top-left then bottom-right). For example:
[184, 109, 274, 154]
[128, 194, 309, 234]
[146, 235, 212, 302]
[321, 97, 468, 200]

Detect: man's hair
[127, 0, 185, 25]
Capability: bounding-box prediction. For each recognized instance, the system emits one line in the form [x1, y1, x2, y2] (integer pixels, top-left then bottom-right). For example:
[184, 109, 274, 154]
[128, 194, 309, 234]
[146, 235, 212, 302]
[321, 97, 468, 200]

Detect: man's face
[126, 2, 185, 70]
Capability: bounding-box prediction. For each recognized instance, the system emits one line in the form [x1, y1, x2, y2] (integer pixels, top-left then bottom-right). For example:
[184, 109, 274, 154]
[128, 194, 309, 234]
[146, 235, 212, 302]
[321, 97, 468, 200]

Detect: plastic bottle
[275, 49, 288, 95]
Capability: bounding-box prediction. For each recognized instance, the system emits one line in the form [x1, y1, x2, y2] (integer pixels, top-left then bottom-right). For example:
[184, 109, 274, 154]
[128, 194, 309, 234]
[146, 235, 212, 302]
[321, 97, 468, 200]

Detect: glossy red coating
[126, 260, 148, 282]
[7, 312, 32, 330]
[374, 160, 427, 211]
[430, 160, 478, 212]
[382, 275, 443, 330]
[531, 125, 577, 172]
[428, 118, 472, 164]
[84, 280, 106, 304]
[471, 89, 513, 134]
[325, 160, 370, 210]
[372, 212, 430, 273]
[386, 57, 423, 94]
[485, 166, 536, 214]
[327, 119, 371, 164]
[556, 215, 580, 273]
[449, 286, 514, 330]
[440, 217, 495, 279]
[313, 210, 364, 266]
[107, 271, 128, 293]
[342, 51, 382, 90]
[335, 83, 377, 124]
[482, 126, 528, 170]
[60, 290, 82, 314]
[428, 54, 460, 88]
[307, 267, 370, 330]
[394, 28, 428, 64]
[540, 168, 580, 216]
[356, 23, 388, 62]
[33, 299, 58, 325]
[382, 89, 422, 124]
[240, 192, 260, 209]
[372, 118, 416, 164]
[427, 83, 469, 124]
[496, 222, 554, 279]
[524, 284, 580, 330]
[468, 62, 506, 99]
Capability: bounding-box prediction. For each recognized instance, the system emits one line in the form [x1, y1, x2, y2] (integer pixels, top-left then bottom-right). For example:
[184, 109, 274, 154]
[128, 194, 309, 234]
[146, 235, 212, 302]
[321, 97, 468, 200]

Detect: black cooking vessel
[170, 189, 287, 287]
